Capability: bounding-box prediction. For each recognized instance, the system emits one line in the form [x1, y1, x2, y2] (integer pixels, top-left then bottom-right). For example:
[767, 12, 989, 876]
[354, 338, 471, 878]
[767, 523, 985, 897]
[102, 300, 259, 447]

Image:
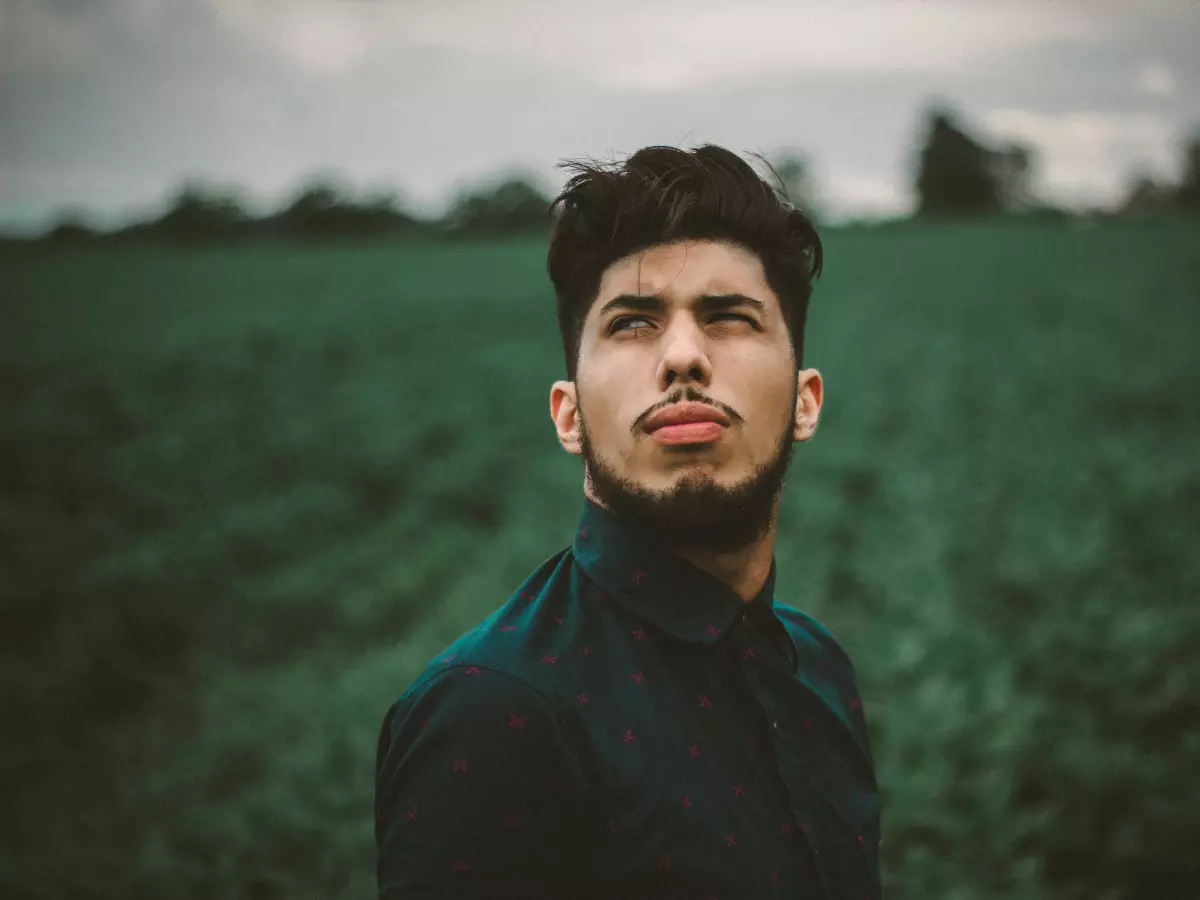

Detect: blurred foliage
[266, 177, 423, 240]
[1121, 174, 1177, 218]
[441, 175, 553, 236]
[1176, 134, 1200, 213]
[1, 222, 1198, 899]
[915, 108, 1002, 216]
[21, 173, 552, 246]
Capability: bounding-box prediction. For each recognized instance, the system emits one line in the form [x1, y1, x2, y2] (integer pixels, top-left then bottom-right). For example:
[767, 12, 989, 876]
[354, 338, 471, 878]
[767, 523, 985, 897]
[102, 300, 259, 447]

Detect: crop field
[1, 221, 1197, 899]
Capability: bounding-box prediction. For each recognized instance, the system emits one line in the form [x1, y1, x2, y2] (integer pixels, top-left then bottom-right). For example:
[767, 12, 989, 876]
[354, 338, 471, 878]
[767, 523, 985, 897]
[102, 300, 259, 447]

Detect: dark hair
[546, 144, 823, 382]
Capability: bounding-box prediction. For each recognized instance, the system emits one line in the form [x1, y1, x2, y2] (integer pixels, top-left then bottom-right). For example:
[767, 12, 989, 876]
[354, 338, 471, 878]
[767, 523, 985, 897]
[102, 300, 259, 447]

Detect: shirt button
[771, 720, 781, 737]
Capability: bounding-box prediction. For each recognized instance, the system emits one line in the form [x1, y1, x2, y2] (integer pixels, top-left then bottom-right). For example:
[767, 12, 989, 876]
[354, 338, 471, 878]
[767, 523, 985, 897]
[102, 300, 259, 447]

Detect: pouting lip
[643, 402, 731, 433]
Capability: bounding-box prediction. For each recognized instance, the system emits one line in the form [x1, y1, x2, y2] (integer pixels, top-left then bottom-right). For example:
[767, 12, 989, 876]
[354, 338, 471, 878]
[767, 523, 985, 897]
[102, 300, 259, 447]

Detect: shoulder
[773, 600, 858, 672]
[375, 663, 580, 797]
[382, 662, 562, 743]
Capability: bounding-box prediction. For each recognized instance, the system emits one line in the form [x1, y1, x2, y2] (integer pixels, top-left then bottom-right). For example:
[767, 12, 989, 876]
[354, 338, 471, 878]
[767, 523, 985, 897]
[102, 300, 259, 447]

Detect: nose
[656, 319, 713, 390]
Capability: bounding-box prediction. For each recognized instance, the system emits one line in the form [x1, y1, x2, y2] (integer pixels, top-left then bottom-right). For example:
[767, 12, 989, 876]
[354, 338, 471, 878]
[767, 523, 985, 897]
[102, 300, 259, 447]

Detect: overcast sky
[1, 0, 1198, 232]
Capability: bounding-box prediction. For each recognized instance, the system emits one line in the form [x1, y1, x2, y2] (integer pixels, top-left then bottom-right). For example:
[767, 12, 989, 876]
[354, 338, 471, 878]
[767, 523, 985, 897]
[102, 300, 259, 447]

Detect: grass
[1, 220, 1197, 899]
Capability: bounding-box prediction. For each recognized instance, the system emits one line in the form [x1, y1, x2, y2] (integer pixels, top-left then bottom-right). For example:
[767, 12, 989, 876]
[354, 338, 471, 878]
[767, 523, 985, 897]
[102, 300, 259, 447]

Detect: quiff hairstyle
[546, 144, 823, 382]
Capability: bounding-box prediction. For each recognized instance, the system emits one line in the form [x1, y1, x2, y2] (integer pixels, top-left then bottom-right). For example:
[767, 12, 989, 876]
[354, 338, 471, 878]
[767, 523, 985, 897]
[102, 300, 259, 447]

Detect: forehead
[591, 240, 775, 315]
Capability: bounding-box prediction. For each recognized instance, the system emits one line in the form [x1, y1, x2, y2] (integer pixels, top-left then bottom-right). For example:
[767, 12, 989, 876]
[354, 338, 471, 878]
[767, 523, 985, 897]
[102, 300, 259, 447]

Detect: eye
[609, 316, 653, 334]
[608, 313, 757, 334]
[711, 313, 756, 325]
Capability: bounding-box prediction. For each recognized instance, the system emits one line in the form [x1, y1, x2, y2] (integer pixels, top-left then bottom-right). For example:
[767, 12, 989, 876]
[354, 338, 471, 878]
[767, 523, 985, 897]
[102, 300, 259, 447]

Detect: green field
[2, 222, 1197, 899]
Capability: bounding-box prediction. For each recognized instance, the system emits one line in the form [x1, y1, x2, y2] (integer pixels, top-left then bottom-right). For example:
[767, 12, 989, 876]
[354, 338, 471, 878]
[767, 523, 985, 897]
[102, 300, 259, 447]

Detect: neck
[669, 510, 777, 603]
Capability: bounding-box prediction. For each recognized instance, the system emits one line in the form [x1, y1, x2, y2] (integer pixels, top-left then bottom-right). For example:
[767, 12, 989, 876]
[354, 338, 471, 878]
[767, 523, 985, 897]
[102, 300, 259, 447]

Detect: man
[375, 144, 881, 899]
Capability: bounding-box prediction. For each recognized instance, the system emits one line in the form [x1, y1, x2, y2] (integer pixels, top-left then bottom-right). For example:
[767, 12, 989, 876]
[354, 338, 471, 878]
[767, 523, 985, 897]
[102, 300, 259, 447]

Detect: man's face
[550, 239, 823, 554]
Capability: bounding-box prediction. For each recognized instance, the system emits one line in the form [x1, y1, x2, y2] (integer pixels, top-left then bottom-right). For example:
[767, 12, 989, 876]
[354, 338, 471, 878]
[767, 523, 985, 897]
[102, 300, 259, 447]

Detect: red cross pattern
[464, 666, 480, 675]
[580, 525, 589, 539]
[630, 671, 645, 684]
[630, 568, 647, 587]
[576, 692, 590, 705]
[725, 834, 737, 847]
[451, 758, 468, 773]
[698, 694, 712, 708]
[500, 625, 516, 632]
[630, 627, 646, 641]
[732, 784, 746, 797]
[404, 805, 419, 824]
[706, 625, 721, 636]
[541, 654, 558, 665]
[508, 712, 526, 731]
[688, 743, 702, 758]
[619, 728, 637, 743]
[681, 794, 693, 808]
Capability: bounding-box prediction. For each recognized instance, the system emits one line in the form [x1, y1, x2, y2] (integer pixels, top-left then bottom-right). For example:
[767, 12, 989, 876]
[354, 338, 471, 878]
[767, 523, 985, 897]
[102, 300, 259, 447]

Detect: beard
[577, 388, 798, 556]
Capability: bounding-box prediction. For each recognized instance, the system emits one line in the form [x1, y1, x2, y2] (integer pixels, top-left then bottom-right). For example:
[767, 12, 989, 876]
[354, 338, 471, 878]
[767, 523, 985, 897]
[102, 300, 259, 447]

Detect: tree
[44, 212, 96, 242]
[442, 175, 551, 235]
[153, 182, 247, 240]
[272, 175, 421, 238]
[914, 108, 1002, 216]
[1121, 174, 1173, 218]
[1178, 134, 1200, 213]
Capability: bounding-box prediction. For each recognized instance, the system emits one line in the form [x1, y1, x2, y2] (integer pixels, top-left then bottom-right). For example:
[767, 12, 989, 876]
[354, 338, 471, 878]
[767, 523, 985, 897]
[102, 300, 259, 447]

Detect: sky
[1, 0, 1198, 232]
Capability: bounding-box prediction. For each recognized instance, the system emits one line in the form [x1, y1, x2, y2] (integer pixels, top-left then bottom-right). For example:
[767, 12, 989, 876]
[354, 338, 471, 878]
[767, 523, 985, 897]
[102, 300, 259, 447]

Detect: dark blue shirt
[376, 497, 881, 899]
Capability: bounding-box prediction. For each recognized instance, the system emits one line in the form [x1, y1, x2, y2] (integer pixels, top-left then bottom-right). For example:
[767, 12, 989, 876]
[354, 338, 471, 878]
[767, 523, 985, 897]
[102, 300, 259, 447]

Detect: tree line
[36, 106, 1200, 244]
[43, 173, 554, 243]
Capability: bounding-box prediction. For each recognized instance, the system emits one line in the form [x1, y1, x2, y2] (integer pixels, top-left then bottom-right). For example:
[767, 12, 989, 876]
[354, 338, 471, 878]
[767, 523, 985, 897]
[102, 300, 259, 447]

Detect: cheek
[738, 375, 796, 446]
[578, 383, 631, 445]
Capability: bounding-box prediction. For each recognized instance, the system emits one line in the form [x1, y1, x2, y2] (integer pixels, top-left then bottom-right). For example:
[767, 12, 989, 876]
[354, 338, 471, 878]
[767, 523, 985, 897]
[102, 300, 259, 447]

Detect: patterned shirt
[375, 497, 882, 899]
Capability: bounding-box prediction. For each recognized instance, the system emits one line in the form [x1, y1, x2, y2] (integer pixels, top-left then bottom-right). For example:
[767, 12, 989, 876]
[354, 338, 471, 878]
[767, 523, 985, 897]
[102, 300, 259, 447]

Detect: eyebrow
[596, 292, 767, 319]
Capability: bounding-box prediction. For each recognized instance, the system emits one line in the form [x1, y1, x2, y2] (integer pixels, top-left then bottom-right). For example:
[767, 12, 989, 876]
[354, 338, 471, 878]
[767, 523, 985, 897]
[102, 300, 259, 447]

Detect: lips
[651, 421, 727, 445]
[643, 402, 731, 433]
[643, 402, 732, 446]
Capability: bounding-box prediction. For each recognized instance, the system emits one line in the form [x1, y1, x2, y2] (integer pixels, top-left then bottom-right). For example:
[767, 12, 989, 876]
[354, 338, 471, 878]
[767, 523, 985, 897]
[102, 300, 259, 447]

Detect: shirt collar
[571, 496, 777, 645]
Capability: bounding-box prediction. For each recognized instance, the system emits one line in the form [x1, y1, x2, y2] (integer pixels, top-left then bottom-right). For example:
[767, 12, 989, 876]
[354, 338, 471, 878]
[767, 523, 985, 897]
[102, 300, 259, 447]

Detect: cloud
[200, 0, 1114, 90]
[1137, 63, 1176, 98]
[1, 0, 1198, 230]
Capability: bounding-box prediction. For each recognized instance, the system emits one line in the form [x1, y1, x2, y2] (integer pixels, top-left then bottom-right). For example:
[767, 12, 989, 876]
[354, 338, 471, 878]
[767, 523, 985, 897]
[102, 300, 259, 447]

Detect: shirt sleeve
[375, 664, 590, 900]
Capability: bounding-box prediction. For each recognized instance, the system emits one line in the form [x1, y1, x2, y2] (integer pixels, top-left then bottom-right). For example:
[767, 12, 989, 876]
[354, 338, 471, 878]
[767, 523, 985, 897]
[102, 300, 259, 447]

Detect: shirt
[375, 496, 882, 900]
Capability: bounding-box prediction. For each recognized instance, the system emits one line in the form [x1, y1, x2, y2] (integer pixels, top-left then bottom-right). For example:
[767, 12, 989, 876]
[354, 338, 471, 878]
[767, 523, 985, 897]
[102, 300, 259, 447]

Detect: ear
[793, 368, 823, 442]
[550, 380, 584, 456]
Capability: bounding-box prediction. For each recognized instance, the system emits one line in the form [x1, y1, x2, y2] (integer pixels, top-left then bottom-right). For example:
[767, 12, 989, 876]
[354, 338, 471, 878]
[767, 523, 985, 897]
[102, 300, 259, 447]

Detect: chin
[649, 465, 734, 493]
